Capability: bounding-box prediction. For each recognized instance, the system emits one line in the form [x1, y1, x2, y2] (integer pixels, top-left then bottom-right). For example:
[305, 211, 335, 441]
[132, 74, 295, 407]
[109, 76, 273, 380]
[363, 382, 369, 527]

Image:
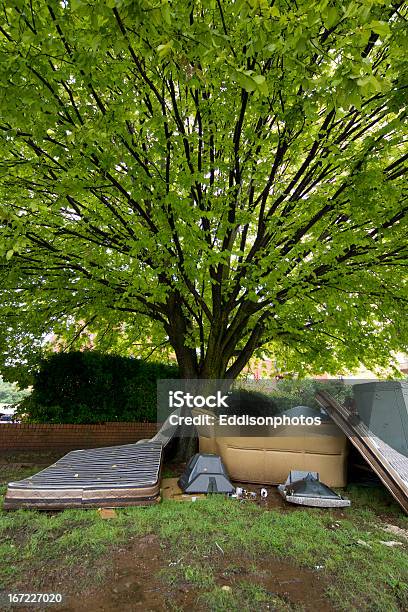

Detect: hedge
[17, 351, 179, 424]
[270, 378, 353, 410]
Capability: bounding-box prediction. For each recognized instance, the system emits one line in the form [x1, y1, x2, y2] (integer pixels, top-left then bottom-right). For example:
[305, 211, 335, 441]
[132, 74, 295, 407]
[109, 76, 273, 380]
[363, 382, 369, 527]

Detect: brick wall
[0, 422, 159, 453]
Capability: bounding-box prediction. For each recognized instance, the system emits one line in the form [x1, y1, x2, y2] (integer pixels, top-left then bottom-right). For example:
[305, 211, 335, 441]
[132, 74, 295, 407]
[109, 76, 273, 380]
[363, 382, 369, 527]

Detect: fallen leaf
[98, 508, 117, 519]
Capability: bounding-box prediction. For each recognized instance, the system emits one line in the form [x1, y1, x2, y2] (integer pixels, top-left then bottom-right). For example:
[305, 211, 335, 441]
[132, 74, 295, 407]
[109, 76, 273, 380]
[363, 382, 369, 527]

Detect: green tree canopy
[0, 0, 407, 380]
[0, 375, 30, 405]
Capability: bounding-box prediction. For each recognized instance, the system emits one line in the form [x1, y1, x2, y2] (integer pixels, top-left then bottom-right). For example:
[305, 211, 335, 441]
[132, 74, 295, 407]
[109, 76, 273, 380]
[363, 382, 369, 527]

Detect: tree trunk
[169, 339, 237, 462]
[165, 296, 258, 461]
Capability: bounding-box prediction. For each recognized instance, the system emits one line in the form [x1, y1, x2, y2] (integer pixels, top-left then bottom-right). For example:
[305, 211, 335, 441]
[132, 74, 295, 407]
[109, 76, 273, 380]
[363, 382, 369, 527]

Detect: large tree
[0, 375, 29, 405]
[0, 0, 407, 381]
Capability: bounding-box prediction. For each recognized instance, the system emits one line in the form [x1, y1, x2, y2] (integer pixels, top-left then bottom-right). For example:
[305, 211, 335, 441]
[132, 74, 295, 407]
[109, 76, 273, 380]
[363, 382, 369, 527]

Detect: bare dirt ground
[58, 534, 333, 612]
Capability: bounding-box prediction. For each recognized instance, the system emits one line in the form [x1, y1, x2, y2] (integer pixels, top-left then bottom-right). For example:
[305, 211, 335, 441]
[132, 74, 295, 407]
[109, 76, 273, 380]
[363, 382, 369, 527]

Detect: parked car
[0, 414, 18, 423]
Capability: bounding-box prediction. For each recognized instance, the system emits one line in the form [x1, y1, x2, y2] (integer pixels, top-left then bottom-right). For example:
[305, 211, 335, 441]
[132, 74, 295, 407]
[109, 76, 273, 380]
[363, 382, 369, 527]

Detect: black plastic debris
[278, 470, 351, 508]
[178, 453, 235, 494]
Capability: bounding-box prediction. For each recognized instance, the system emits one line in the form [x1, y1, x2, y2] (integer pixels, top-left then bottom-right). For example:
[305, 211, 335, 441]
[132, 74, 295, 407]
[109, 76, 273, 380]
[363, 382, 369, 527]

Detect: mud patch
[242, 558, 333, 611]
[57, 535, 333, 611]
[59, 535, 164, 611]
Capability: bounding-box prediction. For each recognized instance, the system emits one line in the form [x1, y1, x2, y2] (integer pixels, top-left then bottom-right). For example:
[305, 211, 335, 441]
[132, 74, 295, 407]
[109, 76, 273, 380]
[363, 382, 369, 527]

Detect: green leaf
[325, 6, 338, 28]
[232, 70, 257, 92]
[370, 21, 390, 38]
[357, 75, 382, 93]
[157, 42, 173, 58]
[161, 3, 172, 25]
[252, 74, 269, 95]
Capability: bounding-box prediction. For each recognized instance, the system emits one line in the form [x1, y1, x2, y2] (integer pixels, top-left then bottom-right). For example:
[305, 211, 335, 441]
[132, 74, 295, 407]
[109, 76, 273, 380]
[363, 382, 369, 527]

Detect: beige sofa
[192, 409, 348, 487]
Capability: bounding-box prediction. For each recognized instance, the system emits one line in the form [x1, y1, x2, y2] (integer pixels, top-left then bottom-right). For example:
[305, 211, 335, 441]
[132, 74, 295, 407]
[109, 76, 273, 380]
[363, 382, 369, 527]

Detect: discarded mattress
[3, 442, 163, 510]
[178, 453, 235, 494]
[316, 391, 408, 514]
[278, 470, 351, 508]
[4, 409, 183, 511]
[135, 407, 181, 448]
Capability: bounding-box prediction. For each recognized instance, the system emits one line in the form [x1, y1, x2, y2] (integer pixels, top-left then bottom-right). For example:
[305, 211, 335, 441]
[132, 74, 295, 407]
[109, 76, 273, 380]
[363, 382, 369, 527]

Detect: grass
[198, 582, 294, 612]
[344, 484, 408, 520]
[0, 464, 407, 610]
